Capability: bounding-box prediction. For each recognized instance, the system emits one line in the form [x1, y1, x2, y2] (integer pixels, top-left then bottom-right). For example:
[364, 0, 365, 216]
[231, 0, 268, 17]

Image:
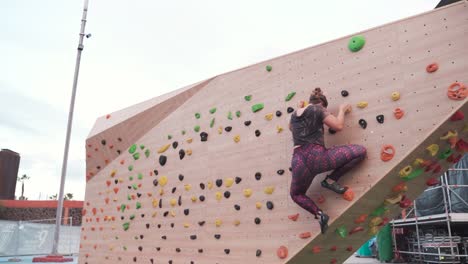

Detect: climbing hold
[384, 193, 403, 205]
[144, 149, 150, 158]
[179, 149, 185, 160]
[343, 189, 354, 201]
[357, 101, 368, 109]
[128, 144, 137, 154]
[244, 95, 252, 101]
[194, 125, 200, 132]
[225, 126, 232, 132]
[255, 130, 261, 137]
[369, 226, 380, 236]
[254, 217, 261, 225]
[215, 219, 222, 227]
[181, 130, 186, 135]
[266, 201, 274, 210]
[376, 114, 384, 124]
[234, 204, 241, 211]
[243, 189, 253, 197]
[288, 213, 299, 221]
[341, 90, 349, 97]
[456, 139, 468, 152]
[380, 145, 396, 161]
[450, 111, 464, 121]
[235, 177, 242, 184]
[215, 192, 222, 201]
[447, 82, 467, 100]
[209, 107, 217, 114]
[354, 214, 368, 224]
[285, 92, 296, 102]
[215, 179, 223, 187]
[136, 202, 142, 209]
[186, 149, 192, 156]
[277, 169, 285, 175]
[348, 35, 365, 52]
[200, 132, 208, 142]
[401, 168, 424, 181]
[371, 206, 389, 217]
[170, 198, 177, 207]
[208, 118, 215, 128]
[287, 107, 294, 113]
[265, 113, 273, 121]
[369, 217, 383, 227]
[252, 103, 264, 113]
[224, 249, 230, 255]
[426, 63, 438, 73]
[255, 202, 262, 209]
[394, 108, 405, 119]
[391, 91, 400, 101]
[233, 135, 241, 143]
[159, 155, 167, 166]
[184, 184, 191, 191]
[225, 178, 234, 187]
[266, 65, 272, 72]
[255, 172, 262, 180]
[123, 222, 130, 231]
[132, 152, 140, 160]
[224, 191, 231, 199]
[198, 221, 205, 226]
[300, 232, 311, 239]
[186, 138, 193, 144]
[439, 148, 453, 160]
[234, 110, 241, 118]
[346, 246, 354, 252]
[426, 178, 440, 186]
[256, 249, 262, 257]
[276, 110, 282, 117]
[199, 183, 205, 190]
[426, 144, 439, 156]
[359, 119, 367, 129]
[399, 166, 413, 177]
[440, 130, 458, 140]
[207, 181, 213, 189]
[336, 226, 348, 238]
[264, 186, 275, 194]
[329, 128, 337, 134]
[399, 196, 412, 208]
[159, 176, 168, 186]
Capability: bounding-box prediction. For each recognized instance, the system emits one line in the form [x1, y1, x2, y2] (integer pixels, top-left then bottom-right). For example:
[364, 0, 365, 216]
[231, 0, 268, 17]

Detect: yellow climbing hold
[391, 91, 400, 101]
[215, 219, 222, 227]
[159, 188, 164, 196]
[384, 193, 403, 205]
[426, 144, 439, 156]
[369, 226, 380, 236]
[215, 192, 222, 201]
[170, 211, 176, 217]
[207, 181, 213, 190]
[463, 123, 468, 133]
[264, 186, 275, 195]
[234, 135, 240, 143]
[157, 144, 171, 154]
[184, 223, 190, 228]
[191, 196, 197, 202]
[369, 217, 383, 227]
[233, 220, 240, 226]
[186, 138, 193, 144]
[118, 178, 124, 183]
[113, 197, 118, 202]
[152, 199, 159, 208]
[277, 125, 283, 133]
[413, 158, 424, 167]
[265, 113, 273, 121]
[440, 130, 458, 140]
[152, 212, 157, 218]
[243, 189, 253, 198]
[256, 202, 262, 209]
[218, 126, 223, 134]
[225, 178, 234, 187]
[186, 149, 192, 156]
[170, 198, 177, 207]
[184, 184, 192, 191]
[399, 166, 413, 177]
[159, 176, 168, 187]
[357, 101, 368, 108]
[110, 170, 116, 177]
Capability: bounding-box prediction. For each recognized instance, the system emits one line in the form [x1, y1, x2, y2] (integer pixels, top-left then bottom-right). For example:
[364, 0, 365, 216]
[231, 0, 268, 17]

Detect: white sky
[1, 0, 440, 200]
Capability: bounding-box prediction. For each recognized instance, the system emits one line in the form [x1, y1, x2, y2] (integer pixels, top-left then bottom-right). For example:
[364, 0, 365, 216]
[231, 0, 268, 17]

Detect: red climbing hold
[393, 108, 405, 120]
[330, 246, 337, 251]
[432, 164, 442, 174]
[447, 82, 467, 100]
[104, 198, 109, 204]
[82, 209, 87, 216]
[426, 178, 440, 186]
[355, 214, 368, 224]
[426, 63, 438, 73]
[450, 111, 464, 121]
[456, 139, 468, 152]
[343, 189, 354, 201]
[312, 246, 321, 254]
[106, 114, 111, 119]
[392, 182, 408, 193]
[349, 226, 364, 235]
[106, 180, 111, 187]
[317, 194, 326, 204]
[277, 246, 288, 259]
[380, 145, 395, 162]
[346, 246, 353, 252]
[92, 208, 97, 216]
[299, 232, 311, 239]
[113, 187, 119, 194]
[399, 196, 412, 208]
[330, 258, 337, 264]
[288, 213, 299, 221]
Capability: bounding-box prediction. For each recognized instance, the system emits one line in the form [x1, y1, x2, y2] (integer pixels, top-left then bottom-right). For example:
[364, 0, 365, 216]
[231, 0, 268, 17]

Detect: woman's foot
[318, 211, 329, 234]
[321, 178, 348, 194]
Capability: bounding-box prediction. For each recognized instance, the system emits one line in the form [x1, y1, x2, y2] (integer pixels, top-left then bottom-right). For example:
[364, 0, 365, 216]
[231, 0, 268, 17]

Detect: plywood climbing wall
[79, 2, 468, 264]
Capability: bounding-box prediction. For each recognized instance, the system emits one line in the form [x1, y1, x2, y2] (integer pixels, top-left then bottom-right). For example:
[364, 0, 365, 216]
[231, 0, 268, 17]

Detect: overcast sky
[1, 0, 440, 200]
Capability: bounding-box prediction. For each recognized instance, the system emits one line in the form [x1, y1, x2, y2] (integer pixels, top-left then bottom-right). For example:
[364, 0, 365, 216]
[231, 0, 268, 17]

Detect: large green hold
[252, 103, 264, 113]
[123, 222, 130, 231]
[132, 152, 140, 160]
[266, 65, 272, 72]
[194, 125, 200, 132]
[371, 206, 389, 217]
[336, 226, 348, 238]
[120, 204, 126, 212]
[195, 113, 201, 119]
[136, 202, 142, 209]
[244, 95, 252, 101]
[439, 148, 453, 160]
[128, 144, 137, 154]
[402, 168, 424, 181]
[285, 92, 296, 102]
[348, 35, 366, 52]
[209, 107, 217, 114]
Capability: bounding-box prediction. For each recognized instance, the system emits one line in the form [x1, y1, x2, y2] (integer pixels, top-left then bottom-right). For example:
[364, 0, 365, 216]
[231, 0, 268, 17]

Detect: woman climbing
[289, 88, 367, 234]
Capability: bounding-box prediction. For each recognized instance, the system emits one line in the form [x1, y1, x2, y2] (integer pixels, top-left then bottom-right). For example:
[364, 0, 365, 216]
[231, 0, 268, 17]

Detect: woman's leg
[290, 150, 320, 216]
[325, 144, 367, 181]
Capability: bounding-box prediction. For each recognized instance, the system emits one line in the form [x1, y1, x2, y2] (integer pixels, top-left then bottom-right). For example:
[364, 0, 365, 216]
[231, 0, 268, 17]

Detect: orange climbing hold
[106, 180, 111, 187]
[426, 63, 438, 73]
[288, 213, 299, 221]
[380, 145, 395, 162]
[450, 111, 464, 121]
[392, 183, 408, 193]
[312, 246, 321, 254]
[113, 187, 119, 194]
[349, 226, 364, 235]
[92, 208, 97, 216]
[299, 232, 311, 239]
[393, 108, 405, 120]
[355, 214, 368, 224]
[277, 246, 288, 259]
[343, 189, 354, 201]
[447, 82, 467, 100]
[317, 194, 326, 204]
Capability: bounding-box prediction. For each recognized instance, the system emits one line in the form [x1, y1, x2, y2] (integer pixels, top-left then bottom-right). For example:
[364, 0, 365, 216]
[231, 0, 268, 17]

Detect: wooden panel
[79, 2, 468, 264]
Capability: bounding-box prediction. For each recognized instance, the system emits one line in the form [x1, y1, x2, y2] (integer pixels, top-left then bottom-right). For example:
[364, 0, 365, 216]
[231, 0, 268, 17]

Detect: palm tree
[65, 193, 74, 200]
[17, 174, 30, 200]
[49, 194, 58, 200]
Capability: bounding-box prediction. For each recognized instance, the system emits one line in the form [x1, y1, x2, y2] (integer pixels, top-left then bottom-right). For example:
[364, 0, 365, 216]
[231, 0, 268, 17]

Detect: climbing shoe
[321, 179, 348, 194]
[318, 212, 329, 234]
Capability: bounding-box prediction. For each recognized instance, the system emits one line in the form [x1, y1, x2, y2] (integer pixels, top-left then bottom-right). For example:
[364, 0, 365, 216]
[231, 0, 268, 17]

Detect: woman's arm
[323, 104, 351, 131]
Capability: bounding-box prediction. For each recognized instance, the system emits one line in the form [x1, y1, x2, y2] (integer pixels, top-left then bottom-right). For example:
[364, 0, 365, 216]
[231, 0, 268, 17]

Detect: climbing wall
[79, 2, 468, 264]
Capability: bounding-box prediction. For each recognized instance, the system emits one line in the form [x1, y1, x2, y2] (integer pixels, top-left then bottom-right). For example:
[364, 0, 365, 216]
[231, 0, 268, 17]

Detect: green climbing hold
[371, 206, 389, 217]
[195, 113, 201, 119]
[194, 125, 200, 132]
[127, 194, 131, 201]
[140, 144, 145, 150]
[123, 222, 130, 231]
[252, 103, 264, 113]
[236, 111, 241, 118]
[209, 107, 217, 114]
[168, 135, 172, 140]
[244, 95, 252, 101]
[138, 173, 143, 180]
[266, 65, 272, 72]
[123, 246, 127, 250]
[129, 214, 135, 220]
[129, 144, 137, 154]
[133, 152, 140, 160]
[144, 149, 150, 158]
[348, 35, 366, 52]
[402, 168, 424, 181]
[120, 204, 126, 212]
[182, 130, 186, 135]
[129, 176, 134, 181]
[336, 226, 348, 238]
[128, 165, 134, 171]
[439, 148, 453, 160]
[285, 92, 296, 102]
[210, 118, 215, 128]
[227, 111, 233, 120]
[136, 202, 142, 209]
[132, 184, 138, 190]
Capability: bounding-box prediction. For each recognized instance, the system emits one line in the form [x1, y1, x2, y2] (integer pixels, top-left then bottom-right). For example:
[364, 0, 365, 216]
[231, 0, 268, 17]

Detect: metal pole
[441, 173, 455, 258]
[414, 202, 423, 263]
[52, 0, 89, 255]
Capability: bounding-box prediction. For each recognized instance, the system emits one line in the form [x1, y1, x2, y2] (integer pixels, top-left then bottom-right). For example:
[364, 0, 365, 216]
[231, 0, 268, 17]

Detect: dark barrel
[0, 149, 21, 200]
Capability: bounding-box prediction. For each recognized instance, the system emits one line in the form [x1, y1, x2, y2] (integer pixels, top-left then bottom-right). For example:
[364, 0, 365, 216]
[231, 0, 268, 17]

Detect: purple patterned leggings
[290, 143, 367, 216]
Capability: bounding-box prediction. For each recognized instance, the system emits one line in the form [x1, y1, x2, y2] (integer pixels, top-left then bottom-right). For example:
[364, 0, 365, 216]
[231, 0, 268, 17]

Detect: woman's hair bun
[314, 87, 322, 95]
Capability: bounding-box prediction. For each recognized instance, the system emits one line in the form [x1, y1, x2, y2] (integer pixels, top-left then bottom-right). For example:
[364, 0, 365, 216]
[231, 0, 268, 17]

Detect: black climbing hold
[198, 221, 205, 226]
[359, 119, 367, 129]
[200, 132, 208, 142]
[140, 234, 144, 239]
[159, 199, 162, 208]
[224, 249, 230, 254]
[163, 211, 169, 217]
[137, 193, 142, 198]
[117, 137, 122, 142]
[127, 185, 132, 189]
[162, 235, 167, 240]
[184, 209, 189, 216]
[199, 195, 205, 202]
[255, 130, 261, 137]
[341, 90, 349, 97]
[172, 187, 177, 193]
[179, 149, 185, 160]
[170, 223, 174, 228]
[244, 121, 251, 126]
[176, 248, 181, 253]
[200, 183, 205, 190]
[138, 246, 143, 251]
[101, 139, 106, 145]
[255, 172, 262, 180]
[277, 169, 285, 175]
[141, 213, 145, 218]
[133, 257, 137, 262]
[287, 107, 294, 113]
[214, 234, 221, 239]
[168, 260, 172, 264]
[225, 126, 232, 132]
[376, 114, 384, 124]
[289, 167, 292, 171]
[96, 166, 101, 170]
[235, 177, 242, 184]
[178, 174, 184, 181]
[157, 224, 161, 228]
[190, 235, 197, 240]
[172, 141, 178, 149]
[178, 196, 182, 206]
[114, 179, 118, 184]
[234, 204, 240, 211]
[116, 150, 121, 154]
[120, 216, 124, 220]
[256, 249, 262, 257]
[198, 249, 203, 253]
[329, 128, 337, 134]
[159, 155, 167, 166]
[254, 217, 261, 225]
[153, 169, 159, 176]
[150, 259, 154, 264]
[276, 110, 282, 117]
[266, 201, 274, 210]
[216, 179, 223, 187]
[224, 191, 231, 199]
[156, 247, 161, 251]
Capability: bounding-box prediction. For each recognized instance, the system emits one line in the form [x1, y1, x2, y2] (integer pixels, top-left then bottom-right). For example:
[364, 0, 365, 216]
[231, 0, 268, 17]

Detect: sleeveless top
[290, 104, 330, 146]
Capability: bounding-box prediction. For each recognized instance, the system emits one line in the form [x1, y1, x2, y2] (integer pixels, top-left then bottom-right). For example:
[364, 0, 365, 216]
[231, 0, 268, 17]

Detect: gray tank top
[290, 104, 330, 146]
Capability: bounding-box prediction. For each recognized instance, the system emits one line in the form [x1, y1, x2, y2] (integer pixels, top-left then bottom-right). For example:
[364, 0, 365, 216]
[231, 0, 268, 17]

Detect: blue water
[0, 256, 78, 264]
